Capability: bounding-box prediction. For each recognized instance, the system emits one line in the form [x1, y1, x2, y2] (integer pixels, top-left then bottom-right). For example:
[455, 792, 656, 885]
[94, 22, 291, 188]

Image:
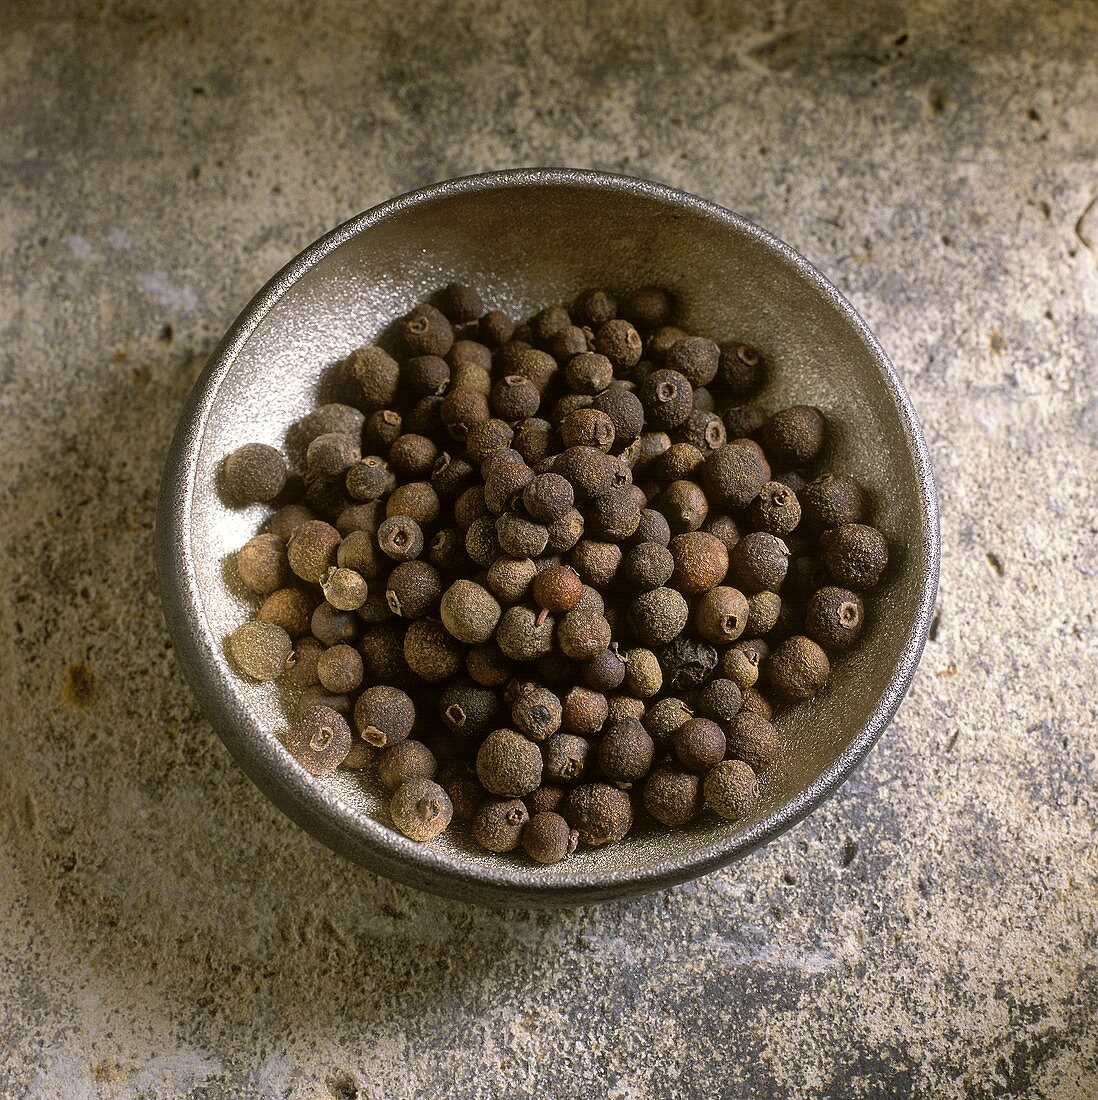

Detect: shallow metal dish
[156, 168, 939, 906]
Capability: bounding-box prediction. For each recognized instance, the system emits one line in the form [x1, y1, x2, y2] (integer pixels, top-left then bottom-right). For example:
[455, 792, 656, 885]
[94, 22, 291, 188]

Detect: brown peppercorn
[673, 717, 727, 772]
[404, 618, 464, 682]
[354, 684, 416, 747]
[588, 487, 643, 542]
[573, 288, 617, 327]
[726, 712, 779, 772]
[582, 646, 628, 692]
[641, 697, 692, 744]
[746, 590, 782, 636]
[805, 586, 865, 650]
[404, 394, 445, 437]
[525, 784, 566, 815]
[766, 635, 831, 701]
[283, 636, 325, 689]
[336, 528, 385, 577]
[386, 482, 439, 526]
[439, 579, 501, 643]
[716, 342, 765, 395]
[721, 403, 767, 442]
[491, 374, 541, 421]
[286, 520, 341, 584]
[464, 515, 500, 567]
[306, 432, 360, 480]
[316, 643, 364, 694]
[551, 324, 591, 363]
[465, 419, 514, 464]
[298, 687, 353, 720]
[595, 319, 644, 370]
[377, 739, 438, 792]
[820, 524, 889, 589]
[554, 609, 610, 661]
[321, 566, 369, 611]
[561, 407, 616, 452]
[749, 481, 802, 536]
[704, 759, 759, 821]
[653, 443, 705, 487]
[565, 351, 614, 395]
[495, 514, 549, 559]
[438, 761, 486, 823]
[697, 678, 744, 724]
[541, 732, 589, 783]
[666, 337, 719, 388]
[477, 728, 543, 796]
[384, 560, 441, 619]
[235, 533, 290, 595]
[513, 417, 553, 465]
[530, 304, 573, 346]
[599, 719, 655, 787]
[506, 346, 558, 392]
[739, 688, 773, 720]
[555, 446, 616, 500]
[645, 325, 687, 363]
[311, 600, 360, 646]
[390, 778, 452, 842]
[268, 503, 315, 542]
[607, 695, 646, 723]
[719, 639, 764, 691]
[563, 783, 633, 846]
[561, 686, 609, 737]
[700, 442, 769, 511]
[341, 346, 400, 412]
[510, 685, 563, 741]
[695, 585, 750, 644]
[337, 499, 384, 537]
[258, 587, 315, 639]
[485, 556, 537, 604]
[377, 516, 424, 562]
[522, 811, 577, 864]
[761, 405, 827, 468]
[388, 434, 439, 479]
[292, 403, 366, 453]
[472, 798, 529, 852]
[624, 286, 674, 330]
[439, 678, 503, 740]
[545, 508, 585, 553]
[643, 765, 702, 826]
[633, 507, 672, 547]
[521, 473, 574, 525]
[483, 460, 534, 516]
[362, 409, 402, 454]
[495, 605, 555, 662]
[678, 409, 726, 454]
[345, 456, 396, 502]
[800, 473, 866, 530]
[400, 304, 453, 358]
[670, 531, 729, 594]
[478, 310, 514, 347]
[286, 705, 352, 776]
[640, 368, 693, 430]
[357, 622, 416, 687]
[437, 282, 483, 324]
[630, 586, 689, 646]
[727, 531, 790, 593]
[466, 642, 514, 688]
[531, 564, 584, 613]
[623, 647, 663, 697]
[430, 453, 477, 501]
[621, 542, 675, 593]
[453, 485, 489, 530]
[657, 479, 709, 533]
[786, 553, 829, 597]
[567, 540, 622, 587]
[593, 387, 645, 445]
[226, 620, 292, 681]
[222, 442, 288, 506]
[440, 385, 489, 442]
[704, 514, 742, 552]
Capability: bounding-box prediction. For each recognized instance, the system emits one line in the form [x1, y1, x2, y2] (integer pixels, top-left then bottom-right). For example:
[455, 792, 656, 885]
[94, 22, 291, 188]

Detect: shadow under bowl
[156, 168, 939, 907]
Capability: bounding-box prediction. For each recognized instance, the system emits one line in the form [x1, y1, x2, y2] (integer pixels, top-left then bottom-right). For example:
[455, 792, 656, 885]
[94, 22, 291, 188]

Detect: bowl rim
[156, 167, 940, 905]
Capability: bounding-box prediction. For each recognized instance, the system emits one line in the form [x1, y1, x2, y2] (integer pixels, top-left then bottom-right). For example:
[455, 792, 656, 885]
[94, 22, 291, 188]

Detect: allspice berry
[593, 387, 645, 445]
[286, 705, 352, 776]
[438, 282, 483, 324]
[573, 288, 617, 326]
[543, 732, 589, 783]
[697, 678, 743, 724]
[621, 541, 675, 592]
[472, 799, 529, 852]
[595, 319, 644, 370]
[726, 712, 780, 772]
[761, 405, 827, 468]
[346, 456, 396, 502]
[739, 688, 773, 720]
[665, 337, 719, 388]
[716, 342, 765, 395]
[258, 587, 315, 639]
[630, 586, 689, 646]
[582, 647, 627, 692]
[495, 605, 555, 662]
[624, 286, 674, 330]
[226, 621, 291, 681]
[806, 586, 865, 650]
[695, 585, 750, 644]
[341, 346, 401, 412]
[377, 516, 425, 562]
[820, 524, 889, 589]
[623, 647, 663, 698]
[720, 641, 762, 691]
[523, 472, 575, 523]
[404, 618, 464, 682]
[400, 304, 453, 358]
[801, 473, 866, 530]
[235, 533, 290, 595]
[354, 685, 416, 748]
[561, 686, 609, 736]
[377, 740, 438, 792]
[477, 728, 543, 796]
[223, 443, 287, 505]
[316, 643, 364, 694]
[561, 407, 616, 452]
[390, 778, 453, 842]
[321, 566, 369, 611]
[486, 555, 537, 604]
[657, 480, 709, 533]
[567, 540, 622, 587]
[727, 531, 790, 593]
[749, 481, 802, 536]
[531, 564, 584, 613]
[565, 352, 614, 395]
[598, 719, 655, 787]
[673, 717, 726, 772]
[643, 697, 694, 743]
[438, 579, 501, 644]
[555, 445, 616, 500]
[704, 759, 759, 821]
[511, 685, 563, 741]
[310, 601, 359, 646]
[746, 590, 782, 636]
[563, 783, 633, 845]
[287, 520, 341, 583]
[669, 531, 729, 594]
[522, 812, 577, 864]
[766, 635, 831, 701]
[640, 368, 693, 430]
[643, 765, 702, 826]
[556, 609, 612, 661]
[306, 432, 360, 479]
[385, 560, 442, 619]
[700, 443, 769, 511]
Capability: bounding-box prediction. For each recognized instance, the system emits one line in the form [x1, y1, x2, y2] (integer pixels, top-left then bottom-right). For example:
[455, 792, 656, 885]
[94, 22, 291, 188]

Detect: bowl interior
[165, 171, 936, 904]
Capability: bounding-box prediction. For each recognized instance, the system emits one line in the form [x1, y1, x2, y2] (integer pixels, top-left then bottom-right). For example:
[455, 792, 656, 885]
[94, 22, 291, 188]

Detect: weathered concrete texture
[0, 1, 1095, 1097]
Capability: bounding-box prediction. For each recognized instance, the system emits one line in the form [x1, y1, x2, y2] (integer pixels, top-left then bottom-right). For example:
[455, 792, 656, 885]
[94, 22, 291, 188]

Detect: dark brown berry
[377, 516, 424, 562]
[531, 564, 584, 613]
[739, 688, 773, 720]
[341, 346, 400, 412]
[384, 560, 441, 619]
[573, 288, 617, 327]
[345, 456, 396, 502]
[700, 443, 769, 511]
[716, 343, 765, 395]
[235, 533, 289, 595]
[530, 305, 572, 346]
[511, 685, 563, 741]
[805, 586, 865, 650]
[226, 620, 291, 681]
[478, 310, 514, 347]
[696, 678, 743, 724]
[595, 319, 644, 370]
[800, 473, 866, 530]
[630, 586, 689, 646]
[466, 642, 514, 688]
[666, 337, 719, 388]
[222, 443, 288, 505]
[390, 778, 452, 842]
[673, 717, 726, 772]
[643, 765, 702, 826]
[598, 719, 655, 787]
[310, 601, 359, 646]
[522, 811, 577, 864]
[567, 539, 622, 587]
[555, 446, 616, 500]
[472, 798, 529, 852]
[541, 732, 588, 783]
[582, 647, 627, 692]
[400, 304, 453, 358]
[624, 286, 674, 330]
[440, 386, 490, 442]
[695, 585, 750, 644]
[658, 635, 718, 691]
[378, 739, 438, 792]
[820, 524, 889, 589]
[621, 541, 675, 592]
[354, 685, 415, 748]
[286, 705, 352, 776]
[388, 434, 439, 479]
[439, 579, 501, 643]
[438, 283, 483, 324]
[483, 459, 534, 515]
[439, 678, 502, 740]
[677, 410, 727, 453]
[404, 618, 464, 682]
[563, 783, 633, 845]
[561, 407, 616, 452]
[727, 531, 790, 593]
[657, 480, 709, 533]
[477, 728, 542, 796]
[640, 368, 693, 430]
[726, 712, 779, 772]
[491, 375, 541, 421]
[287, 520, 341, 583]
[257, 587, 315, 639]
[766, 635, 830, 701]
[561, 686, 609, 737]
[746, 590, 782, 635]
[704, 759, 759, 821]
[670, 531, 729, 594]
[316, 643, 364, 694]
[749, 481, 802, 536]
[565, 351, 613, 395]
[336, 528, 385, 577]
[643, 697, 694, 743]
[761, 406, 827, 468]
[495, 605, 555, 662]
[593, 387, 645, 445]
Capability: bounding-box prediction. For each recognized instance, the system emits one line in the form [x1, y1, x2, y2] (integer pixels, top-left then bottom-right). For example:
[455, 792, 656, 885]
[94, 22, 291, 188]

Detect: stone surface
[1, 1, 1095, 1097]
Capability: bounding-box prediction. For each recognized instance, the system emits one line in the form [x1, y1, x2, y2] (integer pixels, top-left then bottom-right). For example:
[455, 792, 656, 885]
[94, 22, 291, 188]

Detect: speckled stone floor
[1, 2, 1095, 1097]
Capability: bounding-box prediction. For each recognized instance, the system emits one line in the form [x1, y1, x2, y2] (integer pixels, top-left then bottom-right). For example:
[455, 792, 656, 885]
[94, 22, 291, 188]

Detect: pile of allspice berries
[221, 282, 888, 865]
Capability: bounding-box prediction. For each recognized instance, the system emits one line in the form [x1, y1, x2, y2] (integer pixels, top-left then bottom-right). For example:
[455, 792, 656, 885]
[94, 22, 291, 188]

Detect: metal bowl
[156, 168, 939, 906]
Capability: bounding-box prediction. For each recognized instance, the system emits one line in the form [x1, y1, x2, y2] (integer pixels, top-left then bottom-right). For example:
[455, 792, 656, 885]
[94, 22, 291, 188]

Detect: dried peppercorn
[697, 678, 743, 724]
[666, 337, 719, 388]
[342, 346, 401, 412]
[472, 798, 529, 852]
[820, 524, 889, 589]
[438, 282, 483, 324]
[561, 686, 609, 737]
[749, 481, 802, 536]
[404, 618, 464, 682]
[390, 778, 452, 842]
[592, 388, 644, 445]
[478, 310, 514, 347]
[761, 405, 827, 468]
[720, 640, 764, 690]
[491, 374, 541, 421]
[643, 697, 693, 744]
[286, 705, 352, 776]
[704, 759, 759, 821]
[404, 394, 445, 437]
[258, 587, 315, 639]
[384, 560, 441, 619]
[607, 695, 646, 723]
[513, 417, 553, 464]
[582, 647, 628, 692]
[564, 783, 633, 845]
[800, 473, 866, 530]
[716, 343, 764, 395]
[440, 386, 490, 442]
[377, 516, 425, 562]
[483, 460, 534, 516]
[624, 286, 674, 330]
[466, 641, 514, 688]
[378, 739, 438, 792]
[531, 564, 584, 613]
[268, 503, 315, 542]
[805, 586, 865, 650]
[700, 442, 769, 511]
[623, 647, 663, 698]
[292, 403, 366, 451]
[360, 410, 400, 455]
[358, 622, 416, 688]
[657, 480, 709, 534]
[510, 685, 563, 741]
[222, 442, 288, 505]
[522, 811, 577, 864]
[531, 305, 573, 346]
[317, 644, 365, 694]
[465, 418, 514, 463]
[437, 678, 500, 741]
[477, 728, 543, 796]
[599, 719, 655, 787]
[720, 403, 766, 442]
[507, 346, 558, 392]
[565, 351, 614, 395]
[595, 319, 644, 370]
[465, 515, 500, 567]
[354, 685, 415, 748]
[526, 785, 566, 815]
[386, 481, 440, 527]
[551, 324, 591, 362]
[726, 712, 779, 772]
[673, 717, 726, 772]
[235, 533, 290, 595]
[727, 531, 789, 593]
[320, 566, 369, 611]
[389, 434, 439, 479]
[555, 446, 616, 500]
[484, 556, 536, 604]
[336, 528, 385, 579]
[311, 600, 360, 646]
[495, 605, 555, 662]
[542, 732, 589, 783]
[336, 500, 384, 539]
[286, 520, 341, 583]
[630, 586, 689, 646]
[346, 456, 396, 502]
[643, 765, 702, 826]
[739, 687, 773, 720]
[561, 407, 616, 452]
[588, 487, 643, 542]
[677, 410, 727, 453]
[785, 553, 829, 597]
[226, 620, 291, 681]
[306, 432, 360, 480]
[439, 579, 502, 643]
[766, 635, 830, 701]
[670, 531, 729, 594]
[573, 288, 617, 327]
[567, 540, 622, 587]
[553, 609, 610, 661]
[400, 304, 454, 358]
[640, 368, 693, 430]
[746, 590, 782, 636]
[438, 761, 486, 823]
[620, 541, 674, 593]
[695, 585, 750, 644]
[632, 507, 672, 547]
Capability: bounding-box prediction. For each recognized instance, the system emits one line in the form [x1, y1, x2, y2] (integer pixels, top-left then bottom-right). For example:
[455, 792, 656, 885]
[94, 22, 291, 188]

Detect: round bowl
[156, 168, 939, 906]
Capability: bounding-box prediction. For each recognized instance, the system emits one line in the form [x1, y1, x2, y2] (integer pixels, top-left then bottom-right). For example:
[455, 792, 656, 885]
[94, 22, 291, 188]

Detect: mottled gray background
[1, 2, 1095, 1097]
